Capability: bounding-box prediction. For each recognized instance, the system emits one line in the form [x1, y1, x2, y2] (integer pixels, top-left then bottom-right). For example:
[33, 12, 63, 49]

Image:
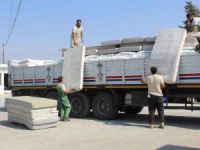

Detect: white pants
[70, 39, 82, 48]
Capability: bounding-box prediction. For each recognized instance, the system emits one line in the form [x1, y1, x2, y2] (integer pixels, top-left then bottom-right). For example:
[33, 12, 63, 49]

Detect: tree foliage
[185, 1, 200, 17]
[180, 1, 200, 28]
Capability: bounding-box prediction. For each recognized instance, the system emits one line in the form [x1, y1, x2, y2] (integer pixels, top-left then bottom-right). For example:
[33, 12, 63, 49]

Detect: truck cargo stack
[8, 28, 200, 120]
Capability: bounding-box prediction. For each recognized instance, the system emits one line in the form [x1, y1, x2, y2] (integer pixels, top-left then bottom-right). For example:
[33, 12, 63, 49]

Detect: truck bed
[9, 51, 200, 89]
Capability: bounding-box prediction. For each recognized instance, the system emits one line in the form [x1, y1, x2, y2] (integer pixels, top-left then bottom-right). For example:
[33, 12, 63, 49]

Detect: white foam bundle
[145, 37, 156, 42]
[143, 45, 154, 51]
[5, 96, 59, 130]
[101, 40, 122, 46]
[118, 46, 142, 52]
[98, 48, 119, 54]
[10, 59, 59, 67]
[62, 46, 86, 91]
[85, 49, 98, 56]
[150, 28, 187, 83]
[122, 37, 145, 44]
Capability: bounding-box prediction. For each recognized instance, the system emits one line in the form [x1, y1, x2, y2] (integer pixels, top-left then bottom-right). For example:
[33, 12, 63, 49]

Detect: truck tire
[68, 92, 90, 118]
[12, 90, 22, 96]
[45, 91, 58, 100]
[92, 91, 118, 120]
[124, 106, 143, 115]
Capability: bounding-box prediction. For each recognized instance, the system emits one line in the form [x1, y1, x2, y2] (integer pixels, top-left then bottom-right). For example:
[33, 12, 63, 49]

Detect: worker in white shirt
[186, 13, 200, 32]
[70, 19, 84, 48]
[143, 66, 165, 129]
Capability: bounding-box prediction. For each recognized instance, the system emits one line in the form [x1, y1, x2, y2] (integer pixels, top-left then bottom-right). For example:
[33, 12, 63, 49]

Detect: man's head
[58, 76, 64, 83]
[150, 66, 157, 75]
[76, 19, 82, 28]
[186, 13, 193, 22]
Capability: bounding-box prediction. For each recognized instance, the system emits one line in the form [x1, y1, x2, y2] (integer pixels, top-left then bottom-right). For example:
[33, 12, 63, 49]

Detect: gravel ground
[0, 95, 200, 150]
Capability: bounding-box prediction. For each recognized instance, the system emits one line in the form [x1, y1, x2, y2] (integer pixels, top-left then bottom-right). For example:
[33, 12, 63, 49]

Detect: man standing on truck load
[56, 76, 72, 121]
[143, 67, 165, 129]
[70, 19, 84, 48]
[186, 13, 200, 32]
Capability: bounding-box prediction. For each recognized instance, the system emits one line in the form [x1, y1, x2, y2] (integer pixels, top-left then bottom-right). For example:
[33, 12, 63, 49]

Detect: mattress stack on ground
[62, 46, 86, 91]
[5, 96, 59, 130]
[149, 28, 187, 83]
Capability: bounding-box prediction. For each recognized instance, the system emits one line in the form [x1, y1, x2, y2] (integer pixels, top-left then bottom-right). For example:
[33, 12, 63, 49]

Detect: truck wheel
[45, 91, 58, 100]
[12, 90, 21, 96]
[92, 92, 118, 120]
[124, 106, 143, 115]
[68, 92, 90, 118]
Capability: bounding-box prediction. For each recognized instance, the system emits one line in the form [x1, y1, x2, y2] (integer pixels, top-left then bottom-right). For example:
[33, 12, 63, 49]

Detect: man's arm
[141, 76, 147, 84]
[160, 82, 165, 88]
[62, 84, 73, 94]
[64, 89, 70, 94]
[72, 27, 78, 46]
[72, 32, 78, 46]
[160, 77, 165, 88]
[81, 30, 84, 43]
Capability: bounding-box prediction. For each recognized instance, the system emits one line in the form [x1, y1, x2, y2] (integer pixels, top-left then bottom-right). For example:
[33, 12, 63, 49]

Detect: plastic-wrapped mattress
[62, 46, 86, 91]
[150, 28, 187, 83]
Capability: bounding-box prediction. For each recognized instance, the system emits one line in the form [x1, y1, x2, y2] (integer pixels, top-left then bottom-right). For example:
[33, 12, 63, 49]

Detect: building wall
[0, 64, 8, 94]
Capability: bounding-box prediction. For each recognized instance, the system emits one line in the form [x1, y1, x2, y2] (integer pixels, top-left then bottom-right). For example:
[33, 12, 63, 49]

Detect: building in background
[0, 64, 8, 94]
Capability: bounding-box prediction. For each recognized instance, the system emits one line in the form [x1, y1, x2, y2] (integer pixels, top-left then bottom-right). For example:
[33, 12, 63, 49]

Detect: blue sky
[0, 0, 200, 61]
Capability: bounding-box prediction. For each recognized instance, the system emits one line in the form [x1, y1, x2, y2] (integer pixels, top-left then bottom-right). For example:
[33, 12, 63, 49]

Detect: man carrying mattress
[56, 76, 72, 121]
[143, 67, 165, 129]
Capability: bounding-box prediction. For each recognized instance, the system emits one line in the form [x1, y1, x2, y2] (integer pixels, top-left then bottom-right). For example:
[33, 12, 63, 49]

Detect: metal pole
[2, 44, 5, 64]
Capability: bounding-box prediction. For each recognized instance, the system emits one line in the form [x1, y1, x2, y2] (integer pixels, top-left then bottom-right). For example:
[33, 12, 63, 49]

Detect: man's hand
[74, 41, 78, 46]
[71, 88, 76, 92]
[141, 76, 147, 84]
[160, 83, 165, 88]
[68, 88, 76, 93]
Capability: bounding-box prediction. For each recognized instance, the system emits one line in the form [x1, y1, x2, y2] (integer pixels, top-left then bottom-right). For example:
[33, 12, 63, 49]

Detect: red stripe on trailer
[35, 79, 45, 80]
[106, 76, 123, 78]
[179, 73, 200, 77]
[24, 79, 33, 81]
[125, 75, 142, 78]
[84, 77, 96, 80]
[14, 80, 22, 81]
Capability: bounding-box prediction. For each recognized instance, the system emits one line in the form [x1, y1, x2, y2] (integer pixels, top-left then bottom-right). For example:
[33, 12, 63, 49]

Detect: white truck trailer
[8, 30, 200, 119]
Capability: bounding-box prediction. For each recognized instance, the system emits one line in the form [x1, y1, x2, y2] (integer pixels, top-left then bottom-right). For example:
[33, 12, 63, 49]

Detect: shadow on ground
[0, 120, 29, 130]
[158, 144, 200, 150]
[80, 112, 200, 130]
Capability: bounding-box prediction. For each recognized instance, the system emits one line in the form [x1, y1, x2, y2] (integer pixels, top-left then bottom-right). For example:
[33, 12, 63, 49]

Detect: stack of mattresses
[85, 49, 98, 56]
[5, 96, 59, 130]
[101, 40, 122, 46]
[149, 28, 187, 83]
[98, 37, 156, 55]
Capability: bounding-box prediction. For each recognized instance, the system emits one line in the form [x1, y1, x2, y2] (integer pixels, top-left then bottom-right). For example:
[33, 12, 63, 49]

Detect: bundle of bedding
[5, 96, 59, 130]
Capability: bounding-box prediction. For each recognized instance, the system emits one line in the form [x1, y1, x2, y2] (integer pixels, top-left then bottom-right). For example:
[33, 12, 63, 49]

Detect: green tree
[185, 1, 200, 17]
[180, 1, 200, 29]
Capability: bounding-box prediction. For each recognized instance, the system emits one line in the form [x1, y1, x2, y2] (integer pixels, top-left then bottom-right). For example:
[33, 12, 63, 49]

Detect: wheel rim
[71, 97, 82, 113]
[99, 99, 111, 113]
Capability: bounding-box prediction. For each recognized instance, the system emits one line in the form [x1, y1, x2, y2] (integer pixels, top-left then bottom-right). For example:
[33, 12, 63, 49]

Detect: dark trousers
[148, 94, 164, 124]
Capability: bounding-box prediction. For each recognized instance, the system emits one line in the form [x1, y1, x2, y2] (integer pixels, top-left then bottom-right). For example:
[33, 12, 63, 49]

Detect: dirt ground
[0, 95, 199, 150]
